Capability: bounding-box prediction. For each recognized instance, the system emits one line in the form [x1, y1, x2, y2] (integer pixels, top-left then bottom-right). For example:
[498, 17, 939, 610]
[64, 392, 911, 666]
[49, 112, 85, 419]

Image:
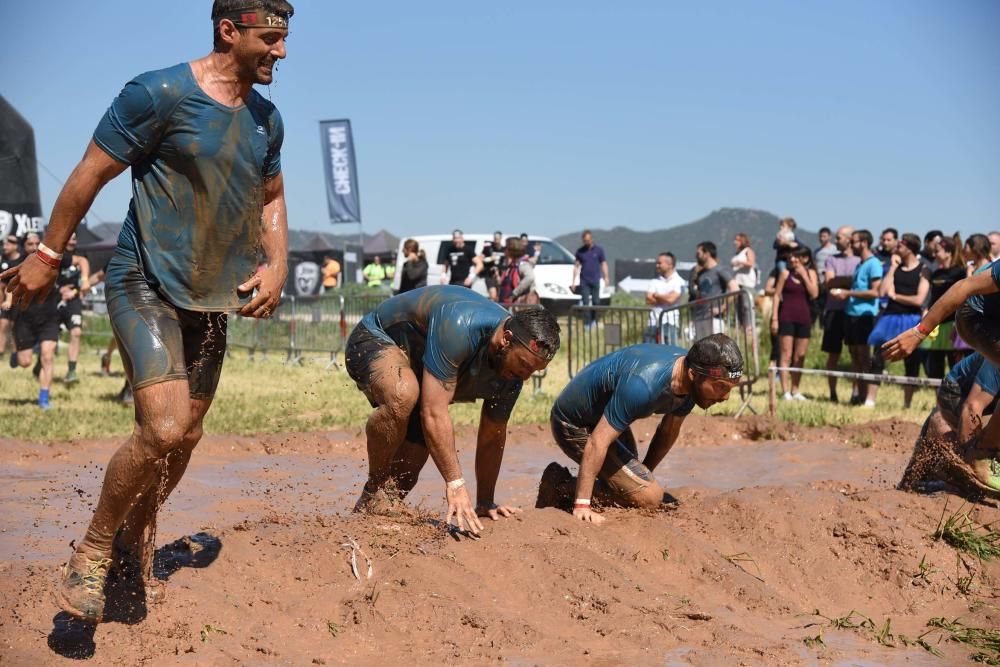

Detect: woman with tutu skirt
[868, 233, 930, 408]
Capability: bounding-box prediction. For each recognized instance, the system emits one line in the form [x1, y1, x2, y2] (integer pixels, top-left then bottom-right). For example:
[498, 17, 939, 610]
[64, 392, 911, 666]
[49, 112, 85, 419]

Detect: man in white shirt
[645, 252, 685, 344]
[989, 231, 1000, 262]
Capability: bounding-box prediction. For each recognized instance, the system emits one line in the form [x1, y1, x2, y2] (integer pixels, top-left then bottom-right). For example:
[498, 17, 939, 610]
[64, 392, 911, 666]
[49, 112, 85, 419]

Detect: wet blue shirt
[94, 63, 283, 311]
[946, 352, 1000, 403]
[359, 285, 523, 421]
[552, 344, 695, 432]
[966, 261, 1000, 315]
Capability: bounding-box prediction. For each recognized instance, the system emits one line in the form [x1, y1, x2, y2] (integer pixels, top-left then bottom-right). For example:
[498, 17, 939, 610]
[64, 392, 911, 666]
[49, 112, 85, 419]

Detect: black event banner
[319, 119, 361, 224]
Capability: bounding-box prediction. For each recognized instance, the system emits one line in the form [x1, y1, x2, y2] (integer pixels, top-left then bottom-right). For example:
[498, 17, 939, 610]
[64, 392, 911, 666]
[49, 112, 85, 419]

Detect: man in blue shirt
[537, 335, 743, 522]
[830, 229, 883, 406]
[3, 0, 294, 622]
[900, 353, 1000, 498]
[345, 285, 560, 535]
[572, 230, 609, 327]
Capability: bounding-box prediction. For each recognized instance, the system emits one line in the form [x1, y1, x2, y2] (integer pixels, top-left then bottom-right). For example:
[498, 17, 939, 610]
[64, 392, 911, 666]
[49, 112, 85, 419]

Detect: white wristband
[446, 477, 465, 490]
[38, 243, 63, 261]
[574, 498, 591, 506]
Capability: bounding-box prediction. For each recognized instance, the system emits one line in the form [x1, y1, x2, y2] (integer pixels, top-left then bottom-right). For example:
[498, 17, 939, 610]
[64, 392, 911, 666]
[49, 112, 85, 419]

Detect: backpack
[498, 257, 539, 305]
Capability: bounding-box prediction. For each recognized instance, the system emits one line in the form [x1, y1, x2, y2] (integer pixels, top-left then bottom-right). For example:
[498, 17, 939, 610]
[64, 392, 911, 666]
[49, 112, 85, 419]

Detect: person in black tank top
[56, 234, 90, 384]
[867, 234, 930, 408]
[921, 236, 969, 378]
[0, 234, 24, 356]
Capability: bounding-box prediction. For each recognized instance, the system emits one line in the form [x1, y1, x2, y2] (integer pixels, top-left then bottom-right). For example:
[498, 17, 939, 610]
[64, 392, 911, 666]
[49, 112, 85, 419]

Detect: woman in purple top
[771, 246, 819, 400]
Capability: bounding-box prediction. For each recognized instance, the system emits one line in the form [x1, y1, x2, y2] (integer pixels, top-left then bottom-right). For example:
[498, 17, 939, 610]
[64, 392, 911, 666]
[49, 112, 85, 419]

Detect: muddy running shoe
[64, 369, 79, 385]
[58, 552, 113, 622]
[100, 352, 111, 376]
[964, 436, 1000, 491]
[536, 462, 573, 509]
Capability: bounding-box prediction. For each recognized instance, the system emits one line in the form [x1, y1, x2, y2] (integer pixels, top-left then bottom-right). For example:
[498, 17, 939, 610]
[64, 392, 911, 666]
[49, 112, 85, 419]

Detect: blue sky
[4, 0, 999, 239]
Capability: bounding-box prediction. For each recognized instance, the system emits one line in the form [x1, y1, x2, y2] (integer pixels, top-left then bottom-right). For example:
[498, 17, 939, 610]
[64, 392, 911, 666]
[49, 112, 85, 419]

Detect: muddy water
[0, 432, 902, 563]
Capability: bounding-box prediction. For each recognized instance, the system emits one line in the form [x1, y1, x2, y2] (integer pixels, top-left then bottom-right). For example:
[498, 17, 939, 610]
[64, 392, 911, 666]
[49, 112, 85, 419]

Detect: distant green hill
[555, 207, 821, 276]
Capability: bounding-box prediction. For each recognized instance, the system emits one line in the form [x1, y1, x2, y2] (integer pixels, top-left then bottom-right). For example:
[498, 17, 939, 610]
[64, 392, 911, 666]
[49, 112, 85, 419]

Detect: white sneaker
[862, 399, 876, 408]
[792, 392, 808, 401]
[782, 392, 795, 401]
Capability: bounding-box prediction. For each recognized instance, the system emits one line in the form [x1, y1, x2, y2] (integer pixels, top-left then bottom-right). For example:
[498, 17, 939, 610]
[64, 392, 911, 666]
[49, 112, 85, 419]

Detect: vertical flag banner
[319, 119, 361, 223]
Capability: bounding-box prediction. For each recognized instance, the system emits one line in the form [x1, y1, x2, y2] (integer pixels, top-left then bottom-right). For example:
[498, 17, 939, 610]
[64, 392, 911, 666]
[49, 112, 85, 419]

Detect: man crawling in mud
[1, 0, 294, 622]
[900, 352, 1000, 498]
[345, 285, 560, 535]
[884, 262, 1000, 489]
[538, 334, 742, 523]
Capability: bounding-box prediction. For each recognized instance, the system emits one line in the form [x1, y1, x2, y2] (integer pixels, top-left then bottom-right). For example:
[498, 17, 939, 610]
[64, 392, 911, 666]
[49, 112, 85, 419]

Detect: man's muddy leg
[387, 439, 430, 497]
[59, 379, 193, 620]
[964, 412, 1000, 489]
[114, 396, 214, 574]
[74, 380, 194, 559]
[357, 349, 419, 507]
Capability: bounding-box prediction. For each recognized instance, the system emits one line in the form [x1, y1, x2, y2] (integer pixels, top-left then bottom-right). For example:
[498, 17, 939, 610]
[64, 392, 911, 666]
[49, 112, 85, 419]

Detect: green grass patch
[933, 503, 1000, 562]
[927, 617, 1000, 664]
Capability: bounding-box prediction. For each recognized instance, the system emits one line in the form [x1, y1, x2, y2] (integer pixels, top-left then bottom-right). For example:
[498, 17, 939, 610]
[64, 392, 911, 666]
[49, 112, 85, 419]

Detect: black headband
[689, 362, 742, 381]
[217, 9, 289, 29]
[507, 317, 556, 362]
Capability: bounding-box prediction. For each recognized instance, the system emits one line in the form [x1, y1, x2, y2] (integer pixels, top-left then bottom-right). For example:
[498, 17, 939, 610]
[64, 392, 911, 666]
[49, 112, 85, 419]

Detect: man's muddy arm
[574, 417, 621, 502]
[421, 369, 484, 534]
[643, 414, 683, 472]
[474, 409, 508, 507]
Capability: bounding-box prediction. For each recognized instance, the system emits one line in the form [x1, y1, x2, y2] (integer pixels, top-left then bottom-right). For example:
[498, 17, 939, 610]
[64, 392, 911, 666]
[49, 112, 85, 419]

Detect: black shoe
[8, 352, 16, 369]
[849, 393, 863, 406]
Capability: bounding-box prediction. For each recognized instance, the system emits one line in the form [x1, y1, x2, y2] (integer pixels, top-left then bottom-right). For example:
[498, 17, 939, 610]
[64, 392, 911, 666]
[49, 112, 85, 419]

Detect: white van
[391, 234, 611, 314]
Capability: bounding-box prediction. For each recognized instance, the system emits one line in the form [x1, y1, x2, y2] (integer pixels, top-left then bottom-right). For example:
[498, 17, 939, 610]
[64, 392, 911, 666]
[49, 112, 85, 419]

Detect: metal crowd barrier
[226, 294, 385, 368]
[568, 289, 761, 416]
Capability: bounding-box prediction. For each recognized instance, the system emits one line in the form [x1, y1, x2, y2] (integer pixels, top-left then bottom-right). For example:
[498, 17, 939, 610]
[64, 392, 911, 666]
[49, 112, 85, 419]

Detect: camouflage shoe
[58, 552, 113, 622]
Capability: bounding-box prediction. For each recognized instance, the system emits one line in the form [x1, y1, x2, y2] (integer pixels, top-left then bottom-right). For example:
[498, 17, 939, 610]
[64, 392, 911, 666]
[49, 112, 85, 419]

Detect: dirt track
[1, 416, 997, 665]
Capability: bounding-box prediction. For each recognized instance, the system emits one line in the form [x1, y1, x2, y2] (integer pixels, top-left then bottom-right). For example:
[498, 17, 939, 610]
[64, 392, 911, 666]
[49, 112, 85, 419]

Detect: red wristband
[32, 250, 60, 269]
[916, 322, 932, 336]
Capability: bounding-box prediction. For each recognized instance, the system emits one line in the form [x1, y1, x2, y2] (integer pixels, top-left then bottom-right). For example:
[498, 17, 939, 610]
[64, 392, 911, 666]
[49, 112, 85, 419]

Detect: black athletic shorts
[936, 377, 962, 430]
[58, 297, 83, 330]
[13, 301, 60, 351]
[777, 321, 811, 339]
[345, 323, 427, 446]
[0, 307, 14, 322]
[956, 303, 1000, 369]
[105, 254, 227, 399]
[844, 314, 875, 346]
[549, 413, 653, 501]
[821, 310, 848, 354]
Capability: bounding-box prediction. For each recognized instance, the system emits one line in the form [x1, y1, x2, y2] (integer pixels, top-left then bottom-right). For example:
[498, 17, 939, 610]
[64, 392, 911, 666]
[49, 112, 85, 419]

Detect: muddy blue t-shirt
[359, 285, 523, 421]
[552, 344, 695, 432]
[965, 261, 1000, 315]
[94, 63, 283, 311]
[947, 352, 1000, 402]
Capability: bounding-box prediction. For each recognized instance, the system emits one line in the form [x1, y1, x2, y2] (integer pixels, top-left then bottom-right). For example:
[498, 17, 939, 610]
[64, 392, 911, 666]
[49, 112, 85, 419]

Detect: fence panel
[566, 305, 651, 377]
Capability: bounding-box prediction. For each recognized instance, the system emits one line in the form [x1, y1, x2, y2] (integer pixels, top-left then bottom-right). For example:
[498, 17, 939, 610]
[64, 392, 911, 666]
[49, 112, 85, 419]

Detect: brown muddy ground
[0, 416, 997, 666]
